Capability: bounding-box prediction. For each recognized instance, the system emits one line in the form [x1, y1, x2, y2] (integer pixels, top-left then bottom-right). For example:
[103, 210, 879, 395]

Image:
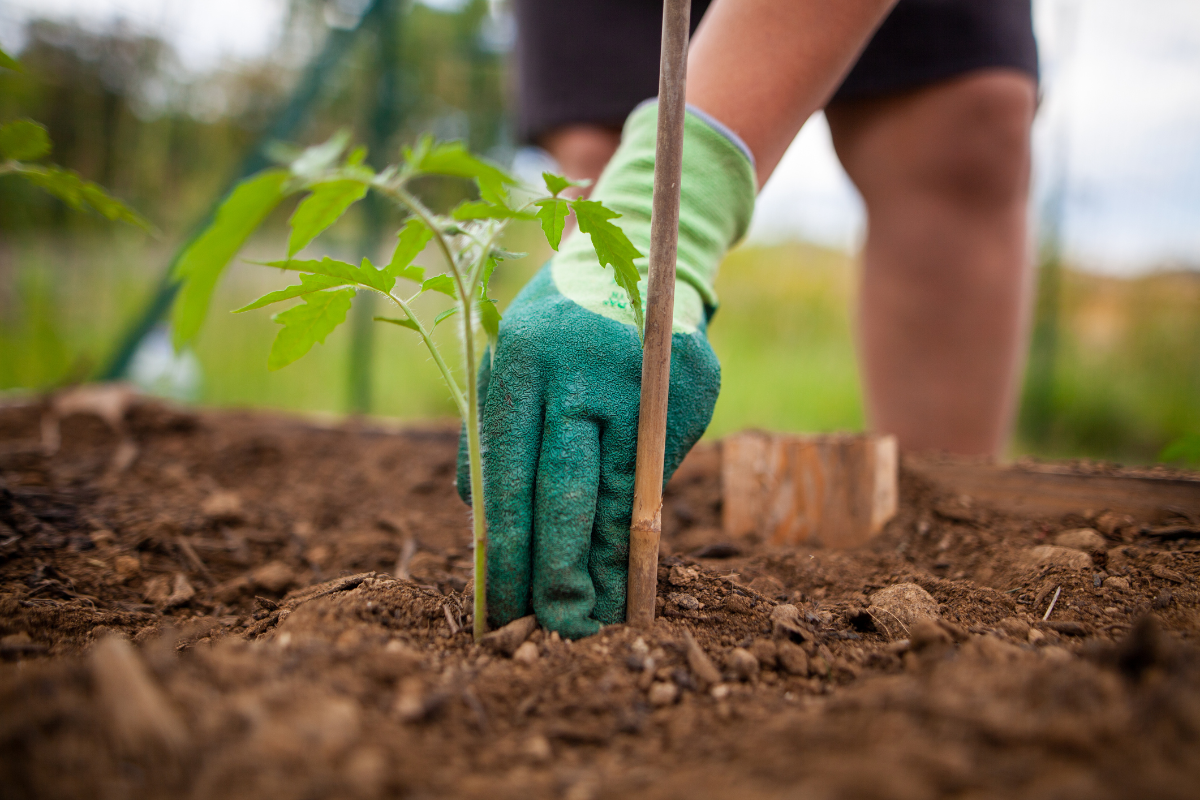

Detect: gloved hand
[458, 101, 756, 638]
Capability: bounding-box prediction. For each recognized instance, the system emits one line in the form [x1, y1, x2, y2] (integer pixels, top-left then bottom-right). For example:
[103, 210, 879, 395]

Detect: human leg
[826, 70, 1037, 456]
[537, 124, 621, 197]
[687, 0, 895, 187]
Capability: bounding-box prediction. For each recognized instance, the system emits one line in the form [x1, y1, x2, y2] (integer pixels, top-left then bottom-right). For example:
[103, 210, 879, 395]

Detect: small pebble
[648, 681, 679, 707]
[723, 594, 753, 614]
[513, 641, 540, 665]
[668, 592, 701, 611]
[749, 638, 778, 669]
[1053, 528, 1106, 552]
[726, 647, 759, 681]
[1153, 589, 1174, 610]
[522, 734, 552, 763]
[1103, 576, 1130, 592]
[777, 641, 809, 676]
[668, 565, 699, 586]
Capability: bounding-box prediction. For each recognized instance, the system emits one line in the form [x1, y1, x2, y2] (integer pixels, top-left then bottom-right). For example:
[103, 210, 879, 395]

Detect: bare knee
[538, 124, 622, 195]
[829, 70, 1037, 215]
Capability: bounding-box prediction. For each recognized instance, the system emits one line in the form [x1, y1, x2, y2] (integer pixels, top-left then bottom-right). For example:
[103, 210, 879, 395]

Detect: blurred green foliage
[0, 2, 1196, 465]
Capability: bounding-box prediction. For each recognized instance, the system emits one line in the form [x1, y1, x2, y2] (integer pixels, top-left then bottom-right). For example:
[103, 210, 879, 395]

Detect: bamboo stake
[627, 0, 691, 628]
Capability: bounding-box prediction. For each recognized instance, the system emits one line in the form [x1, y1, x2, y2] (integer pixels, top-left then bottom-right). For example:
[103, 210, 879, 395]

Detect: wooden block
[721, 431, 898, 548]
[906, 459, 1200, 522]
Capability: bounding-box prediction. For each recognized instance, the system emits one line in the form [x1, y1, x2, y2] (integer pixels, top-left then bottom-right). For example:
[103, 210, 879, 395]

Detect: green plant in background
[1160, 434, 1200, 467]
[0, 47, 148, 230]
[171, 131, 642, 641]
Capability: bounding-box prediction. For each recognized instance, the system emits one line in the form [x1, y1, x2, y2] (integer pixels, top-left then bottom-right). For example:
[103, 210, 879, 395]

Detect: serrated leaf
[289, 130, 351, 181]
[260, 256, 393, 294]
[171, 169, 291, 348]
[375, 315, 420, 331]
[0, 119, 50, 161]
[569, 198, 645, 333]
[413, 140, 516, 205]
[421, 274, 456, 298]
[543, 171, 587, 196]
[451, 199, 535, 222]
[387, 218, 433, 281]
[267, 288, 354, 370]
[480, 256, 498, 298]
[17, 164, 151, 230]
[433, 306, 459, 328]
[534, 198, 569, 250]
[479, 298, 501, 346]
[233, 272, 348, 313]
[0, 46, 22, 72]
[287, 180, 368, 256]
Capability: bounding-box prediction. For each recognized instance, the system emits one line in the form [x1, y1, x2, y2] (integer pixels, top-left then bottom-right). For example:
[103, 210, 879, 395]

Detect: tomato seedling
[171, 131, 643, 641]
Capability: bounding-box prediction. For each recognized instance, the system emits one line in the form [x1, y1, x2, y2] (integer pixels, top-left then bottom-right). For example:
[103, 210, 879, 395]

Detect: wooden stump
[721, 432, 898, 548]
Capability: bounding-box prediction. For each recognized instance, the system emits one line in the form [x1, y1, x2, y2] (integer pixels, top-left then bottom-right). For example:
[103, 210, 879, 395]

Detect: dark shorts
[513, 0, 1039, 143]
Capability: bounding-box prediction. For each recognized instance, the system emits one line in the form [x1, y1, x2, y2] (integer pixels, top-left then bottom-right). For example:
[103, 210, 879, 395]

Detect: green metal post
[347, 0, 408, 415]
[97, 0, 390, 382]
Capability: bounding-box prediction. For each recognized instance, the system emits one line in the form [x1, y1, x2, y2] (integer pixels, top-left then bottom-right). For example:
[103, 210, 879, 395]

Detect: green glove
[458, 101, 755, 638]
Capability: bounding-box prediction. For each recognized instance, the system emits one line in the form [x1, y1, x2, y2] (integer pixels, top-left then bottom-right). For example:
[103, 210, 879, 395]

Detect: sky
[1, 0, 1198, 275]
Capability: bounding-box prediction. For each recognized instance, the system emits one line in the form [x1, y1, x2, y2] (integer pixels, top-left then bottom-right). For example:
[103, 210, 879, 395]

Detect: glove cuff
[552, 100, 757, 333]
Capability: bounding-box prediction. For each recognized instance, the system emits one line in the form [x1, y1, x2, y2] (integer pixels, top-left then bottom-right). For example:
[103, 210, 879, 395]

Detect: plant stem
[384, 291, 467, 416]
[376, 176, 492, 641]
[463, 306, 488, 642]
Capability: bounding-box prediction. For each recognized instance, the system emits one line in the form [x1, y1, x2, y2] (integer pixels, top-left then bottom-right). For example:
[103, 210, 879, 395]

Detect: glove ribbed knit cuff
[551, 100, 757, 333]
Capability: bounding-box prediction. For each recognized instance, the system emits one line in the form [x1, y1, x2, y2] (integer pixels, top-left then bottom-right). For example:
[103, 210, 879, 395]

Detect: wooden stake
[627, 0, 691, 628]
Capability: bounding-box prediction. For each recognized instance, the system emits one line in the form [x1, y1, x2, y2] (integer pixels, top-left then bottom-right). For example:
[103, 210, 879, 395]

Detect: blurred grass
[1, 226, 1197, 464]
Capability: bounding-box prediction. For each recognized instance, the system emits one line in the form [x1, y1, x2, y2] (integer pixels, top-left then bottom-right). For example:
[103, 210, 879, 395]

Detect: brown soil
[2, 394, 1199, 799]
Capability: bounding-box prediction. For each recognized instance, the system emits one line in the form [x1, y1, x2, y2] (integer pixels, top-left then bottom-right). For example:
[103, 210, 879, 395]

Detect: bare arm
[687, 0, 896, 187]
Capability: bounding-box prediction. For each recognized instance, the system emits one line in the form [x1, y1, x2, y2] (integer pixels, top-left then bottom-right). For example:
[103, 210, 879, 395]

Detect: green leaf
[287, 180, 368, 256]
[233, 272, 348, 313]
[375, 315, 420, 331]
[16, 164, 151, 230]
[421, 274, 456, 298]
[412, 140, 516, 205]
[451, 199, 535, 222]
[289, 130, 352, 181]
[1160, 433, 1200, 465]
[479, 297, 501, 347]
[543, 172, 587, 197]
[171, 169, 291, 348]
[0, 119, 50, 161]
[0, 46, 22, 72]
[433, 306, 459, 328]
[260, 256, 394, 294]
[534, 198, 569, 250]
[387, 218, 433, 281]
[267, 288, 355, 370]
[569, 198, 645, 333]
[480, 256, 498, 298]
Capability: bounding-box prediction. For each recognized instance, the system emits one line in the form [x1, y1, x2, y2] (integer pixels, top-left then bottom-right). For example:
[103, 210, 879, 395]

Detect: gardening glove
[458, 101, 756, 639]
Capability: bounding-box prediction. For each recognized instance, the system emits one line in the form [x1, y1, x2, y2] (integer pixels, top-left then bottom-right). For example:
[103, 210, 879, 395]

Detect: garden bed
[1, 394, 1199, 799]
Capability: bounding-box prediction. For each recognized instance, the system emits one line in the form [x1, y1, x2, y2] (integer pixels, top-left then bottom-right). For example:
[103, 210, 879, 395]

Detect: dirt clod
[481, 614, 538, 656]
[726, 647, 759, 681]
[648, 681, 679, 706]
[777, 640, 809, 676]
[513, 640, 540, 664]
[1054, 527, 1107, 551]
[90, 635, 187, 754]
[866, 583, 939, 640]
[1020, 544, 1094, 570]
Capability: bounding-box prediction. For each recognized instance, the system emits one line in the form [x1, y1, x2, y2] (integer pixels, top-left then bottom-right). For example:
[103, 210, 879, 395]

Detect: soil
[2, 391, 1200, 800]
